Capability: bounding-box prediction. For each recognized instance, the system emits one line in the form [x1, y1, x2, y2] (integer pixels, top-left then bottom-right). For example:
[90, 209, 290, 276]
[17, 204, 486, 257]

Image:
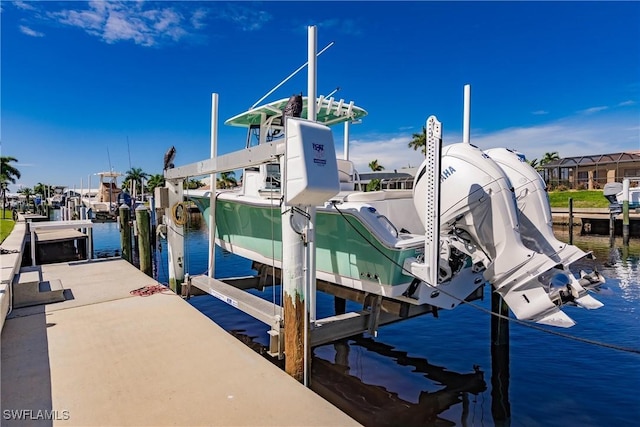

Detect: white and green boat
[186, 95, 607, 327]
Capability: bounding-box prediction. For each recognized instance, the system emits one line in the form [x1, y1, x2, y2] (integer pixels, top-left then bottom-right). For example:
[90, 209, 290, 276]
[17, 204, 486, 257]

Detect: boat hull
[191, 195, 423, 298]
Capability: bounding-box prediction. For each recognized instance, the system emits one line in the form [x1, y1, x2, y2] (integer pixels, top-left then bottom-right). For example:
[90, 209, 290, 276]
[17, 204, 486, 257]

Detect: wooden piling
[119, 205, 132, 263]
[135, 205, 152, 277]
[568, 198, 574, 245]
[491, 291, 511, 426]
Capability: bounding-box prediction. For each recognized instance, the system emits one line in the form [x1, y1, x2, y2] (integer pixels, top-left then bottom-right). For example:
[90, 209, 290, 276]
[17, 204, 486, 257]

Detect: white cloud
[47, 1, 196, 47]
[346, 112, 640, 171]
[19, 25, 44, 37]
[532, 110, 548, 115]
[220, 4, 272, 31]
[579, 105, 609, 115]
[13, 1, 36, 11]
[347, 136, 428, 173]
[618, 100, 636, 107]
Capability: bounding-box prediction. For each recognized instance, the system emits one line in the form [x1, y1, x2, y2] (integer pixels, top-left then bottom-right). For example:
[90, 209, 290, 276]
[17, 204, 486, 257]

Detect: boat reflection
[312, 337, 486, 427]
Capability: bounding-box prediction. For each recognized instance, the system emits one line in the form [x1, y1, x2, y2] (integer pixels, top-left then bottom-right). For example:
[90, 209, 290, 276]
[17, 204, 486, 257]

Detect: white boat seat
[344, 189, 413, 202]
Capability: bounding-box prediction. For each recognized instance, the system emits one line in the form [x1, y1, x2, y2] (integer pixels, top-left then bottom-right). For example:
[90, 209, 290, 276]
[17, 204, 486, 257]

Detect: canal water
[88, 214, 639, 426]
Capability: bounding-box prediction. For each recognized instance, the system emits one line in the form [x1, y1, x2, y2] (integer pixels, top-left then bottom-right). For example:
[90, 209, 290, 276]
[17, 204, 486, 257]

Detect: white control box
[285, 117, 340, 206]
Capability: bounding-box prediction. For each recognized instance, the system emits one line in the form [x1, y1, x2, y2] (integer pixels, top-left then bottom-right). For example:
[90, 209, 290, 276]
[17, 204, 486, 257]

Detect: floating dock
[1, 225, 358, 426]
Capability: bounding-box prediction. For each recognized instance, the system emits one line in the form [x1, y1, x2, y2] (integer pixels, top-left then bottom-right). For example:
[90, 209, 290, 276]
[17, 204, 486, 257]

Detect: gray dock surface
[1, 258, 359, 426]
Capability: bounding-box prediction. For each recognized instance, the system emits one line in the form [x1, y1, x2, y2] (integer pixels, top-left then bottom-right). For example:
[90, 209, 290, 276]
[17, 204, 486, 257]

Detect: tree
[367, 159, 385, 191]
[33, 182, 53, 198]
[184, 179, 204, 190]
[18, 187, 34, 209]
[146, 174, 165, 193]
[216, 171, 237, 189]
[408, 126, 427, 155]
[124, 167, 149, 200]
[368, 159, 385, 172]
[540, 152, 560, 185]
[1, 156, 21, 184]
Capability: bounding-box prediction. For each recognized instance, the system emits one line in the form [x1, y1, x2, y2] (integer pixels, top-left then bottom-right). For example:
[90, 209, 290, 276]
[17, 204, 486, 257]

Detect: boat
[82, 171, 122, 221]
[185, 94, 607, 328]
[604, 181, 640, 211]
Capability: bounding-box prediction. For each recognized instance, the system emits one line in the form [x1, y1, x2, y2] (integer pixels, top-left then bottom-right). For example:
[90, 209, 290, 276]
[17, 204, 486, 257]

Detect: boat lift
[162, 26, 450, 383]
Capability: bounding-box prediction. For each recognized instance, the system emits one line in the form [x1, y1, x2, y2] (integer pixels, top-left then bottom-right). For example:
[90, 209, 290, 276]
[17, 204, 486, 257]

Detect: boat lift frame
[163, 26, 456, 369]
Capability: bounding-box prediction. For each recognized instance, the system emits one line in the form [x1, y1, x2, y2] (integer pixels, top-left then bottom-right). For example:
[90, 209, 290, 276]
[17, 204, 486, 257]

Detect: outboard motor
[485, 148, 606, 304]
[413, 143, 603, 327]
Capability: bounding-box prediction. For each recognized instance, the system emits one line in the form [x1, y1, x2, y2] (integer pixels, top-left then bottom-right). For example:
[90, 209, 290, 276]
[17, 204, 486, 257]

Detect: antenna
[250, 41, 335, 109]
[127, 136, 132, 170]
[107, 147, 113, 172]
[325, 87, 340, 98]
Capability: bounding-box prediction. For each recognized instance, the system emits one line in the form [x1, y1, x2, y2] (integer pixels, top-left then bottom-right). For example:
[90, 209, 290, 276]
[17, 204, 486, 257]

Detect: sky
[1, 0, 639, 193]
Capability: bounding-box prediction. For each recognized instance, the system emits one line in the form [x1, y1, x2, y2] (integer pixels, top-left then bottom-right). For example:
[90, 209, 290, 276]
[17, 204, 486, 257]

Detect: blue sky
[2, 1, 639, 192]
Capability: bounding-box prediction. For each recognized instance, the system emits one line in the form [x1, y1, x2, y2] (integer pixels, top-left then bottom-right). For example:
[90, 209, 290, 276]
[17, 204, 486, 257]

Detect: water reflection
[312, 337, 486, 427]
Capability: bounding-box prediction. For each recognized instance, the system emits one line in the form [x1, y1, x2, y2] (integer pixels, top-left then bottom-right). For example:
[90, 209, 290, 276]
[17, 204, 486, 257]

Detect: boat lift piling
[119, 204, 132, 263]
[622, 178, 630, 245]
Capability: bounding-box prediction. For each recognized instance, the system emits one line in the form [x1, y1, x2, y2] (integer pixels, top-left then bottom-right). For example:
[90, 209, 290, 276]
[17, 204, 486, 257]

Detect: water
[90, 214, 640, 426]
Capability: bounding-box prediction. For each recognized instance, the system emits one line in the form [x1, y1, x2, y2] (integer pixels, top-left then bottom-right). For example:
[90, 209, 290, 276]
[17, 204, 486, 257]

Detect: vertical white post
[30, 223, 36, 266]
[463, 84, 471, 144]
[87, 225, 93, 261]
[305, 25, 318, 386]
[425, 116, 442, 286]
[343, 121, 350, 160]
[307, 25, 317, 122]
[166, 179, 185, 293]
[209, 93, 219, 279]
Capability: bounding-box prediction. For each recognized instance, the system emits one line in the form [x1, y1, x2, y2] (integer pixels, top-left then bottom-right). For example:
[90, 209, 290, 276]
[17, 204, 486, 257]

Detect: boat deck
[1, 258, 358, 426]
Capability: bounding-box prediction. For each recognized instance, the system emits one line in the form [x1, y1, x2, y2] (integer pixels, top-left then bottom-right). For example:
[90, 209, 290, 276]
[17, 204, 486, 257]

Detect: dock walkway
[1, 258, 358, 426]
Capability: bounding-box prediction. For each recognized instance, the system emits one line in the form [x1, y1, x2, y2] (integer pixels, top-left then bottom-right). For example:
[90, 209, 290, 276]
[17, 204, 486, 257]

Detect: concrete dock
[1, 246, 358, 425]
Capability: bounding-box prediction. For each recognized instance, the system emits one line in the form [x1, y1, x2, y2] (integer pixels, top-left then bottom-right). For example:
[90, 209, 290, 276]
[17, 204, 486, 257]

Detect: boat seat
[344, 189, 413, 202]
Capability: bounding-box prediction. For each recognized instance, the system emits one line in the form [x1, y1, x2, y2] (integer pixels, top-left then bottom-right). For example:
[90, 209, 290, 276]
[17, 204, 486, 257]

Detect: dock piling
[622, 178, 630, 245]
[136, 205, 152, 276]
[568, 198, 573, 245]
[119, 204, 132, 263]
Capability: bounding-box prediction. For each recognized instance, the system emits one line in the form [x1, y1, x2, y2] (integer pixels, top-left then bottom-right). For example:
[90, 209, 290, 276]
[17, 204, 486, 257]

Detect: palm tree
[124, 167, 149, 200]
[367, 159, 385, 191]
[184, 179, 204, 190]
[18, 187, 34, 210]
[216, 171, 237, 189]
[368, 159, 385, 172]
[1, 156, 21, 184]
[540, 151, 560, 185]
[146, 174, 165, 194]
[33, 182, 53, 199]
[527, 158, 539, 169]
[408, 126, 427, 155]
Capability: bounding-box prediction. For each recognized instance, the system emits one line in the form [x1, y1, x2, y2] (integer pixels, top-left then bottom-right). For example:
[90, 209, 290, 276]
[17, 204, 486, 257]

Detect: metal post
[463, 84, 471, 144]
[119, 204, 132, 263]
[30, 222, 37, 266]
[136, 206, 152, 277]
[209, 93, 219, 279]
[343, 121, 350, 160]
[166, 179, 185, 294]
[87, 226, 93, 261]
[568, 197, 573, 245]
[622, 178, 630, 246]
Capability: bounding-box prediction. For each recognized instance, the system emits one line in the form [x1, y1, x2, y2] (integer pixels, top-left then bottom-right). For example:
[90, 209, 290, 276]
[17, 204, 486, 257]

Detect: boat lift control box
[285, 117, 340, 206]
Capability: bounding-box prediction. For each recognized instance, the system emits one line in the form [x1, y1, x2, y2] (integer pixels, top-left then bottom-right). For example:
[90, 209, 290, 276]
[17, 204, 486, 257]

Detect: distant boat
[83, 171, 122, 220]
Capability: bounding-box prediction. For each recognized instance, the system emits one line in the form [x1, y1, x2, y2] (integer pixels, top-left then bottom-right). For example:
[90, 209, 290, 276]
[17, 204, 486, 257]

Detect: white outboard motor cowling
[413, 143, 601, 327]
